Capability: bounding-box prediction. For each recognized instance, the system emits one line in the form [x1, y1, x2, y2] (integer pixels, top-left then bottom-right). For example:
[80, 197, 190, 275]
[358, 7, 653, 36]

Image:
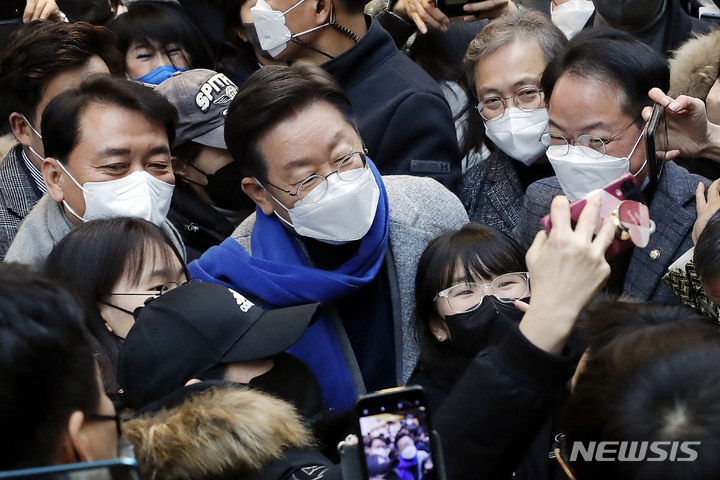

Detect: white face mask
[400, 445, 418, 460]
[55, 162, 174, 226]
[551, 0, 595, 40]
[484, 108, 549, 166]
[546, 129, 645, 202]
[370, 447, 390, 458]
[261, 166, 380, 244]
[251, 0, 330, 57]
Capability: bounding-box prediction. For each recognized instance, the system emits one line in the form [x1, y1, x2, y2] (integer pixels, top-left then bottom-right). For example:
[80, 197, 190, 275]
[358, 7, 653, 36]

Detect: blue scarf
[188, 161, 389, 411]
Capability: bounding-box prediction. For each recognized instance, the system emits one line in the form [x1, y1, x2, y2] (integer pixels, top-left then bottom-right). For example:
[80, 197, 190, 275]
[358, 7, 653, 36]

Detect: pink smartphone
[540, 174, 645, 258]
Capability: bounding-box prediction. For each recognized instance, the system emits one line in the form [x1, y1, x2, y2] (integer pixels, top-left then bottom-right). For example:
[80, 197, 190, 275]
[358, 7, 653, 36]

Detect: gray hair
[463, 10, 568, 99]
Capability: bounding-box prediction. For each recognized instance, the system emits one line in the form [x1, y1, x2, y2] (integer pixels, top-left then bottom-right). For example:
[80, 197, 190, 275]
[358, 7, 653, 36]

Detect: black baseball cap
[117, 282, 319, 409]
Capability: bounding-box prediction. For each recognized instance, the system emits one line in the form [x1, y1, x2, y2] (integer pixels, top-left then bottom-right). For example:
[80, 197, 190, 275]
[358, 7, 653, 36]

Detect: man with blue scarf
[188, 63, 468, 412]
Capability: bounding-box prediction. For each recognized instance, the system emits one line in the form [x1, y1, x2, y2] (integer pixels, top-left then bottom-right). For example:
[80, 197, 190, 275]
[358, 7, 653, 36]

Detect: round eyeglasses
[539, 118, 640, 158]
[266, 151, 368, 204]
[476, 85, 544, 121]
[434, 272, 530, 314]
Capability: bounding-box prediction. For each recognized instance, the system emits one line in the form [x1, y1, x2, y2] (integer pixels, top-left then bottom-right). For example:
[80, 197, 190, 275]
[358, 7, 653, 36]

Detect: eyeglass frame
[263, 150, 369, 204]
[109, 280, 190, 298]
[85, 413, 122, 437]
[475, 85, 545, 121]
[539, 116, 642, 158]
[433, 272, 531, 313]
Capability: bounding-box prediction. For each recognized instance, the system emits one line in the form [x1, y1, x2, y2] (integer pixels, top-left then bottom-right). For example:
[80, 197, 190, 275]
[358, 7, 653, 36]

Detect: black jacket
[411, 325, 581, 480]
[323, 17, 462, 193]
[166, 184, 247, 261]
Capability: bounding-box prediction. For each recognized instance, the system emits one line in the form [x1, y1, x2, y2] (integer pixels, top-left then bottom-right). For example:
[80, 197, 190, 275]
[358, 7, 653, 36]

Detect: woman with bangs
[411, 195, 616, 479]
[108, 1, 214, 84]
[45, 217, 189, 396]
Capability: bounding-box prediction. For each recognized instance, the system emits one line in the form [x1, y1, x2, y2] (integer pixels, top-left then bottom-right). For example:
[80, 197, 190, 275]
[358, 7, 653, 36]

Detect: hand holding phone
[540, 174, 654, 258]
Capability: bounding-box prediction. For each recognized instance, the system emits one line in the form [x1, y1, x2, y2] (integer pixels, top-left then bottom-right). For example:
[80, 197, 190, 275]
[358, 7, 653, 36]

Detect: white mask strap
[21, 114, 42, 139]
[54, 159, 88, 193]
[254, 177, 294, 226]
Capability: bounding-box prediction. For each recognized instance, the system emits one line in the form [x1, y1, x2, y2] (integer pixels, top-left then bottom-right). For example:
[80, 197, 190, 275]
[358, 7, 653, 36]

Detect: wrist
[518, 304, 578, 355]
[701, 122, 720, 161]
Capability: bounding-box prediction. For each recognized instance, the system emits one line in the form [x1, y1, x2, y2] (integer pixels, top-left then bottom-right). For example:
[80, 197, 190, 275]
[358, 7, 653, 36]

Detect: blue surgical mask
[136, 65, 186, 85]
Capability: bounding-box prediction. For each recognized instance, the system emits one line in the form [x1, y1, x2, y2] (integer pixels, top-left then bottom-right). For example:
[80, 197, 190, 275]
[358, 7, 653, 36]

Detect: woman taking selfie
[413, 195, 614, 479]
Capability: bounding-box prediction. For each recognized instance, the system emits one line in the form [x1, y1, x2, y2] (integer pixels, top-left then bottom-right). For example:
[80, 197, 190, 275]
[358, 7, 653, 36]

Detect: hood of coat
[669, 30, 720, 99]
[122, 385, 313, 480]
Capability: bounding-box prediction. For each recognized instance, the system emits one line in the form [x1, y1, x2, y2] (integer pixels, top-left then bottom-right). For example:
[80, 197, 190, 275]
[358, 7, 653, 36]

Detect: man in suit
[248, 0, 462, 191]
[189, 63, 468, 412]
[513, 28, 708, 303]
[0, 21, 120, 260]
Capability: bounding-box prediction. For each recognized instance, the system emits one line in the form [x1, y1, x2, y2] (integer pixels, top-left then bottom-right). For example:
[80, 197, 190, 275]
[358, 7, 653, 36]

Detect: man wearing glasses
[0, 263, 120, 470]
[189, 63, 468, 413]
[460, 10, 566, 235]
[514, 28, 708, 303]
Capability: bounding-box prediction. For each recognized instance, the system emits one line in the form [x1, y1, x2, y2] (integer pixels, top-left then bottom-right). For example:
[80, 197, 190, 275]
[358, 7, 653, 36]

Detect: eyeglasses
[110, 280, 188, 298]
[85, 413, 122, 437]
[476, 85, 544, 121]
[540, 118, 640, 158]
[434, 272, 530, 314]
[265, 150, 368, 204]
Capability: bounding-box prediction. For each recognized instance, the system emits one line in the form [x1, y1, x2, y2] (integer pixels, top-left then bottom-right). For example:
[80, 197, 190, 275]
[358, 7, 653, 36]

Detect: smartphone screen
[356, 386, 436, 480]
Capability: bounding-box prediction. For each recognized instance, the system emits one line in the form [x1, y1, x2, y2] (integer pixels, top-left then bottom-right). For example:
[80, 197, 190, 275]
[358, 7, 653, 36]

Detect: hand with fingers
[643, 87, 720, 161]
[392, 0, 450, 34]
[23, 0, 62, 22]
[693, 179, 720, 244]
[462, 0, 517, 22]
[516, 194, 614, 354]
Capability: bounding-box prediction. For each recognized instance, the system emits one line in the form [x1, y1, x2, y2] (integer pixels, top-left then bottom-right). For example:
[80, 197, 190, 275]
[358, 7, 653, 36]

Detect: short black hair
[694, 210, 720, 283]
[0, 263, 100, 470]
[45, 218, 188, 395]
[414, 223, 526, 368]
[0, 21, 122, 124]
[108, 1, 213, 74]
[565, 306, 720, 480]
[41, 75, 178, 163]
[541, 27, 669, 127]
[224, 62, 356, 180]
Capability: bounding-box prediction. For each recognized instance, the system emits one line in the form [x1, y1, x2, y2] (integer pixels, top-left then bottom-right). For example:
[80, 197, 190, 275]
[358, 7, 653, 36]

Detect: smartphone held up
[355, 386, 443, 480]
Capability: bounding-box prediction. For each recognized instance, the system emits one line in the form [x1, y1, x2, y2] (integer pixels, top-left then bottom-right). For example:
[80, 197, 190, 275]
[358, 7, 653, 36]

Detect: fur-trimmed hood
[669, 30, 720, 99]
[122, 386, 314, 480]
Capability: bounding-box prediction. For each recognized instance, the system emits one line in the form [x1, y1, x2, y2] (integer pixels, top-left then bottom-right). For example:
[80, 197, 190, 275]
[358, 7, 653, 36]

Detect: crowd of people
[3, 0, 720, 479]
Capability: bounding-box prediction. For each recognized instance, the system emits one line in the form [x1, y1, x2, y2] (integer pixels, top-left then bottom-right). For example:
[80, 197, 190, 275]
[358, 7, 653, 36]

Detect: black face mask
[593, 0, 665, 30]
[443, 296, 526, 358]
[187, 161, 248, 211]
[249, 353, 324, 419]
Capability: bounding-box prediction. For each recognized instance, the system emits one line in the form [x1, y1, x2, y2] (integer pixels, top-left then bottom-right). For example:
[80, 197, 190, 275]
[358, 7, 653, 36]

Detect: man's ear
[232, 24, 250, 43]
[241, 177, 275, 215]
[314, 0, 332, 25]
[43, 157, 66, 203]
[57, 411, 90, 464]
[8, 113, 33, 147]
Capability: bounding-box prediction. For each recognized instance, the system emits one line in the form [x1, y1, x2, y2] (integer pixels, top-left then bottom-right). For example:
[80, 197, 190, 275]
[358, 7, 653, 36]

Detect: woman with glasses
[45, 217, 189, 396]
[411, 195, 615, 479]
[458, 10, 567, 235]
